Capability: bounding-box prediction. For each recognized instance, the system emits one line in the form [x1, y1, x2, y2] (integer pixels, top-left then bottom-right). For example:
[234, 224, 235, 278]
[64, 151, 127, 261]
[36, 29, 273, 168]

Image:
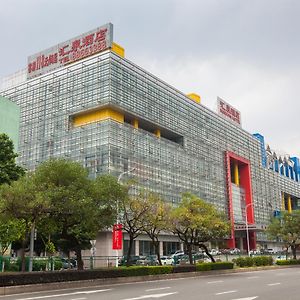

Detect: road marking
[17, 289, 111, 300]
[207, 280, 224, 284]
[121, 292, 178, 300]
[247, 276, 259, 279]
[145, 287, 171, 292]
[215, 290, 237, 295]
[268, 282, 281, 286]
[231, 297, 258, 300]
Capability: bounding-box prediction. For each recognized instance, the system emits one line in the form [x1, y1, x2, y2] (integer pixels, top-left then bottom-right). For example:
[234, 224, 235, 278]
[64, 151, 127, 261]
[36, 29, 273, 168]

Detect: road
[1, 267, 300, 300]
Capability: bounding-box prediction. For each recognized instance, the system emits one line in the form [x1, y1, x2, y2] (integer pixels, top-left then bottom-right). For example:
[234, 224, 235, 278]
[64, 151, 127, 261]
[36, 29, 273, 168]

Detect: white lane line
[232, 297, 258, 300]
[268, 282, 281, 286]
[145, 287, 171, 292]
[17, 289, 111, 300]
[215, 290, 237, 295]
[122, 292, 178, 300]
[207, 280, 224, 284]
[247, 276, 259, 279]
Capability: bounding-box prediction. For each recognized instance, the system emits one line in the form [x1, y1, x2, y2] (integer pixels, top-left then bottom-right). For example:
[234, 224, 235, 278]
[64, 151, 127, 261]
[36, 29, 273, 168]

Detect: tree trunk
[291, 244, 297, 259]
[21, 239, 26, 272]
[75, 248, 84, 270]
[155, 241, 162, 265]
[187, 244, 193, 264]
[126, 234, 135, 266]
[199, 243, 215, 263]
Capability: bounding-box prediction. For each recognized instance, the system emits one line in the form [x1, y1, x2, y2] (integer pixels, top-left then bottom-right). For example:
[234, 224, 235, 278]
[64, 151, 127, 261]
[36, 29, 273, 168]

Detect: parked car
[209, 249, 221, 256]
[229, 248, 241, 255]
[160, 256, 173, 265]
[249, 250, 261, 255]
[276, 255, 287, 261]
[118, 255, 141, 266]
[170, 251, 184, 258]
[61, 257, 77, 269]
[261, 248, 276, 255]
[137, 255, 158, 266]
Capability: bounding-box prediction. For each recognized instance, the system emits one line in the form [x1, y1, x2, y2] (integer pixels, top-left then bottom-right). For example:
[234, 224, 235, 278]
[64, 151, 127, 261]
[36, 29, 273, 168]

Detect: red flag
[112, 224, 123, 250]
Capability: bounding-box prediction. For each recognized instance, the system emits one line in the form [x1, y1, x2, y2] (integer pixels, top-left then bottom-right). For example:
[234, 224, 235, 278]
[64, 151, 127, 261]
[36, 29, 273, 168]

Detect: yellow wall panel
[132, 119, 139, 129]
[154, 129, 161, 138]
[73, 108, 124, 127]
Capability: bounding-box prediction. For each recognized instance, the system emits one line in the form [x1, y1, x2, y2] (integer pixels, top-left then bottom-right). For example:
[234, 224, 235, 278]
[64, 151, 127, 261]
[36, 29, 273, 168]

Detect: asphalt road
[1, 267, 300, 300]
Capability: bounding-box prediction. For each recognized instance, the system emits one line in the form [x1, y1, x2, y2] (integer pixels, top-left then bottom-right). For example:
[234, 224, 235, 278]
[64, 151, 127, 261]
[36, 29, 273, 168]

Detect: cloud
[134, 53, 300, 157]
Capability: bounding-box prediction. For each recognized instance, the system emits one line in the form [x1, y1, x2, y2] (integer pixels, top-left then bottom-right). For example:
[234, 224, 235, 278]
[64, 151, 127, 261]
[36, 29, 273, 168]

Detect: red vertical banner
[112, 224, 123, 250]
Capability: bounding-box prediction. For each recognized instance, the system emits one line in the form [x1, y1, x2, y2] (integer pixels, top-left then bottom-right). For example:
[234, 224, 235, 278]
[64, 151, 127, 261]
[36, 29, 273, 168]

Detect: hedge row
[276, 259, 300, 265]
[234, 256, 273, 267]
[196, 262, 234, 271]
[0, 263, 236, 287]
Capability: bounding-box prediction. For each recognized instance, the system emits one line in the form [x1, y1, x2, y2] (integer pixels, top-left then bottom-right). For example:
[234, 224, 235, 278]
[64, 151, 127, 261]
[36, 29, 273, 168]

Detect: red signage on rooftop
[217, 97, 241, 126]
[27, 23, 113, 79]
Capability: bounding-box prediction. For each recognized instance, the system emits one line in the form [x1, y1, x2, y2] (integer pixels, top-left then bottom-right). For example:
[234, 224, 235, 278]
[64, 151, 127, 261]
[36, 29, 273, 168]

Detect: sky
[1, 0, 299, 158]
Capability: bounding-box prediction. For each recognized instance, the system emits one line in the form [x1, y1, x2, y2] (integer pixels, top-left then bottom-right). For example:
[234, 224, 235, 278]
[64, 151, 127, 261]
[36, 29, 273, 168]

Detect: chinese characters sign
[27, 23, 113, 79]
[217, 97, 241, 127]
[112, 223, 123, 250]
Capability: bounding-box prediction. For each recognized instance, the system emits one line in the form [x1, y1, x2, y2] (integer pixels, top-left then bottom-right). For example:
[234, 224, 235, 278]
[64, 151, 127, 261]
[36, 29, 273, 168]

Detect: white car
[210, 249, 221, 256]
[160, 256, 173, 265]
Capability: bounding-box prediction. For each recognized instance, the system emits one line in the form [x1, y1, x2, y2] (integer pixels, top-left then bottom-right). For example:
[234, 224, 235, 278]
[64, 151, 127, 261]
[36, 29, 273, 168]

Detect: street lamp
[245, 202, 254, 257]
[115, 167, 136, 267]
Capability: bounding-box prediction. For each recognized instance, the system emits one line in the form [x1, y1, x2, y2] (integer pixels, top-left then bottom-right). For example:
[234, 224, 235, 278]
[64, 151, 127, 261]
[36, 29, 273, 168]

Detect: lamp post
[115, 167, 136, 267]
[245, 203, 254, 257]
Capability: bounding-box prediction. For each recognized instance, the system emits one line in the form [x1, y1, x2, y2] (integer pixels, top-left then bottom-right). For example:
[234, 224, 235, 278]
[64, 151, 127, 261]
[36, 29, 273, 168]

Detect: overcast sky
[1, 0, 299, 158]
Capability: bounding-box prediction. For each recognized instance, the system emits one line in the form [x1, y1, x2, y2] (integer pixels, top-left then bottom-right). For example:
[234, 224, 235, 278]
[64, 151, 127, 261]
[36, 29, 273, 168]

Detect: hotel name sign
[217, 97, 241, 127]
[27, 23, 113, 79]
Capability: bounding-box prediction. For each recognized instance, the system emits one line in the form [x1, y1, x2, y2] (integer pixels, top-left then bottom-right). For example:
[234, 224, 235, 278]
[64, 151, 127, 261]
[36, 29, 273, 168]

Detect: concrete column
[281, 192, 285, 211]
[240, 237, 244, 250]
[180, 243, 184, 252]
[159, 241, 164, 256]
[135, 240, 140, 256]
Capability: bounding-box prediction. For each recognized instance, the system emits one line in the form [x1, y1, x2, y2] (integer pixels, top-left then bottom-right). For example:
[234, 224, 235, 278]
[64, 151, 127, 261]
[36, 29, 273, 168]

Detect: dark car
[118, 255, 141, 266]
[61, 257, 77, 269]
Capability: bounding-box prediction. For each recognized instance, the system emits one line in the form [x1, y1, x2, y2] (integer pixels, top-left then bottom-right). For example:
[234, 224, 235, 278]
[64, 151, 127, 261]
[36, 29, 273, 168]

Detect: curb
[0, 265, 298, 296]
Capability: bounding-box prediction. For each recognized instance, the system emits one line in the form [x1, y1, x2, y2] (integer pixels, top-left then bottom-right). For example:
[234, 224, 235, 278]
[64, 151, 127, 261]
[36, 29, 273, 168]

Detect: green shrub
[196, 263, 212, 271]
[196, 262, 233, 271]
[235, 256, 273, 267]
[7, 263, 20, 272]
[276, 259, 300, 265]
[173, 265, 196, 273]
[118, 266, 173, 277]
[251, 256, 273, 266]
[211, 262, 234, 270]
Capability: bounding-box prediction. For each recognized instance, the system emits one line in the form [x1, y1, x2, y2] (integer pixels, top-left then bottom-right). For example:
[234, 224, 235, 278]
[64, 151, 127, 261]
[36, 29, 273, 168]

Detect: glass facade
[2, 49, 300, 249]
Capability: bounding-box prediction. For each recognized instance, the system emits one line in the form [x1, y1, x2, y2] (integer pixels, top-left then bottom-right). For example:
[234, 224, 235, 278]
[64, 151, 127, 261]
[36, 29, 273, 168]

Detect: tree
[0, 175, 49, 271]
[170, 193, 231, 264]
[267, 211, 300, 259]
[139, 192, 170, 265]
[0, 133, 25, 185]
[33, 159, 125, 270]
[120, 193, 151, 266]
[0, 217, 26, 256]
